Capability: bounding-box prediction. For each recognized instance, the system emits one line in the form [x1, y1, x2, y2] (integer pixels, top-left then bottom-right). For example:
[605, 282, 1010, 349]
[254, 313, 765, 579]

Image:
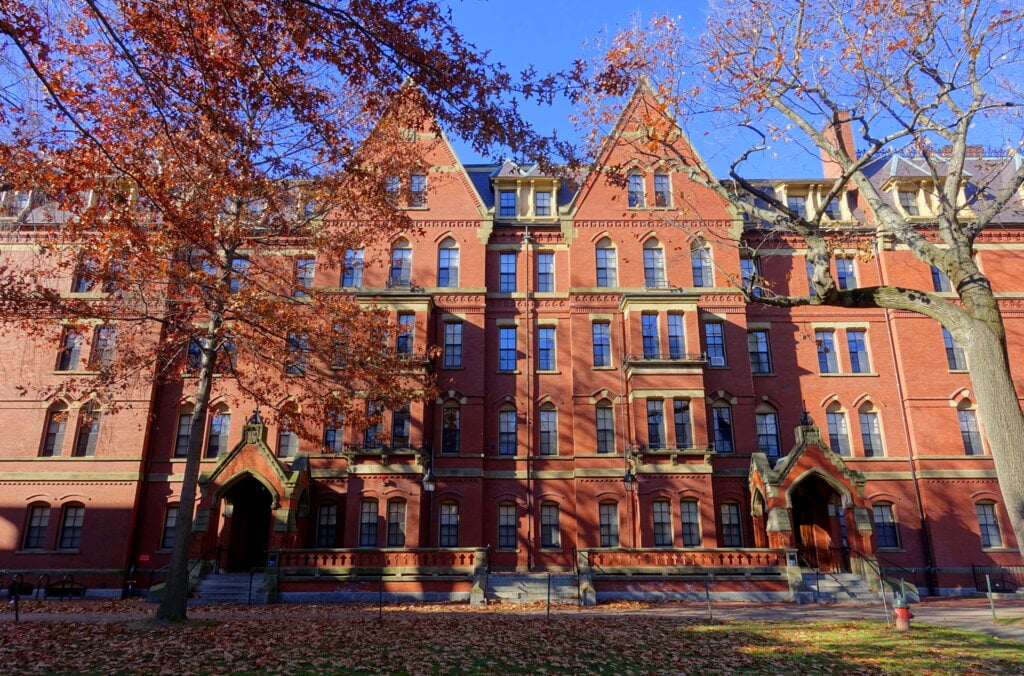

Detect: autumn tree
[573, 0, 1024, 547]
[0, 0, 551, 622]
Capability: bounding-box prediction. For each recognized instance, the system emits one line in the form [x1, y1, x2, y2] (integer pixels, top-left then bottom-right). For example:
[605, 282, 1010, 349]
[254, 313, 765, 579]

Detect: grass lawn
[1, 601, 1021, 674]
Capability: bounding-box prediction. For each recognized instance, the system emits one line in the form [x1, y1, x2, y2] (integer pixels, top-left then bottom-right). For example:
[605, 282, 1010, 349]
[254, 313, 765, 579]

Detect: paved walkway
[3, 597, 1024, 643]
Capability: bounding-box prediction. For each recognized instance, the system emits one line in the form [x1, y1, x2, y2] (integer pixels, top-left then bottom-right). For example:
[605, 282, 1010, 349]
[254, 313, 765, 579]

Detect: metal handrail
[624, 352, 707, 362]
[35, 573, 50, 600]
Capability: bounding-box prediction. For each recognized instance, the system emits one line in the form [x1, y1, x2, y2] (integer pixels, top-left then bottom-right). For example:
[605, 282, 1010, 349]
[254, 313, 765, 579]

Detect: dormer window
[499, 191, 517, 218]
[898, 190, 920, 216]
[535, 191, 552, 217]
[786, 195, 806, 216]
[823, 199, 841, 220]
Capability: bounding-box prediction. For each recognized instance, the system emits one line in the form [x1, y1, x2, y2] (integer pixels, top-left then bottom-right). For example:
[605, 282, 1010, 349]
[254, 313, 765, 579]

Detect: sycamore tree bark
[573, 0, 1024, 547]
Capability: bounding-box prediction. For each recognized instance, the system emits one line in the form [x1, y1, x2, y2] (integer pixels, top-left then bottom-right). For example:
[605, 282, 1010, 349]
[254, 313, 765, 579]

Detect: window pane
[756, 411, 780, 457]
[537, 253, 554, 292]
[827, 411, 851, 456]
[387, 501, 406, 547]
[161, 506, 178, 549]
[596, 404, 615, 454]
[942, 328, 967, 370]
[59, 505, 85, 549]
[359, 500, 378, 547]
[646, 400, 664, 448]
[681, 500, 700, 547]
[537, 327, 556, 370]
[713, 406, 733, 453]
[847, 330, 870, 373]
[976, 503, 1002, 548]
[438, 246, 459, 287]
[643, 247, 665, 287]
[499, 252, 516, 292]
[442, 405, 461, 455]
[498, 503, 517, 549]
[499, 409, 517, 455]
[642, 314, 659, 358]
[444, 322, 463, 368]
[599, 503, 619, 547]
[539, 408, 557, 455]
[596, 245, 617, 287]
[748, 330, 772, 374]
[541, 503, 560, 549]
[816, 330, 838, 373]
[959, 409, 983, 455]
[24, 505, 49, 549]
[859, 411, 883, 457]
[720, 503, 742, 547]
[673, 400, 692, 449]
[653, 500, 672, 547]
[439, 502, 459, 546]
[317, 503, 337, 548]
[499, 326, 517, 370]
[704, 322, 726, 367]
[873, 503, 900, 548]
[592, 323, 611, 367]
[667, 315, 685, 359]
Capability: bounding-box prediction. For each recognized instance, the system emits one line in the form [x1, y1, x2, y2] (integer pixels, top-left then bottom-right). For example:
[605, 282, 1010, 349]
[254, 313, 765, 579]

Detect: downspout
[873, 240, 938, 595]
[523, 214, 533, 570]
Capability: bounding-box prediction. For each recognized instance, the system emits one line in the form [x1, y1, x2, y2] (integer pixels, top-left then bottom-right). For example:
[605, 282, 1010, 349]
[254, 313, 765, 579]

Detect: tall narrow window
[277, 420, 299, 458]
[806, 258, 817, 297]
[976, 502, 1002, 548]
[595, 239, 617, 287]
[627, 174, 644, 208]
[499, 252, 516, 292]
[23, 504, 49, 549]
[71, 259, 95, 293]
[499, 326, 517, 371]
[931, 266, 952, 292]
[437, 239, 459, 288]
[40, 405, 67, 457]
[740, 257, 763, 297]
[958, 406, 983, 455]
[185, 338, 202, 373]
[786, 194, 806, 216]
[537, 326, 556, 371]
[826, 404, 851, 456]
[667, 314, 685, 359]
[499, 191, 516, 218]
[443, 321, 463, 369]
[73, 403, 101, 457]
[653, 499, 673, 547]
[535, 191, 552, 216]
[823, 198, 842, 220]
[537, 252, 555, 292]
[847, 330, 870, 373]
[898, 190, 920, 216]
[391, 404, 411, 447]
[294, 257, 315, 298]
[396, 313, 415, 355]
[410, 173, 427, 207]
[285, 332, 308, 375]
[206, 409, 231, 457]
[712, 403, 734, 453]
[56, 328, 83, 371]
[364, 401, 382, 447]
[439, 501, 459, 546]
[174, 409, 193, 458]
[89, 326, 116, 370]
[228, 258, 249, 294]
[816, 330, 838, 373]
[498, 407, 517, 455]
[442, 404, 461, 455]
[654, 174, 671, 207]
[596, 403, 615, 454]
[161, 505, 178, 549]
[387, 500, 406, 547]
[748, 330, 772, 374]
[316, 503, 337, 547]
[835, 257, 856, 290]
[341, 248, 364, 287]
[592, 322, 611, 367]
[755, 406, 780, 457]
[540, 502, 560, 549]
[681, 500, 700, 546]
[58, 504, 85, 549]
[691, 243, 712, 287]
[643, 240, 666, 287]
[323, 412, 344, 453]
[673, 400, 692, 449]
[359, 500, 378, 547]
[859, 406, 884, 457]
[641, 314, 659, 359]
[942, 327, 967, 370]
[704, 321, 726, 367]
[646, 399, 664, 449]
[873, 503, 900, 548]
[389, 243, 412, 287]
[539, 405, 558, 455]
[599, 502, 619, 547]
[498, 502, 517, 548]
[720, 502, 742, 547]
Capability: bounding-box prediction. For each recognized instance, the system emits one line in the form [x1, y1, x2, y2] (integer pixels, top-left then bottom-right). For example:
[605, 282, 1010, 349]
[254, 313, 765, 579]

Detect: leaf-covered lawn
[1, 601, 1021, 674]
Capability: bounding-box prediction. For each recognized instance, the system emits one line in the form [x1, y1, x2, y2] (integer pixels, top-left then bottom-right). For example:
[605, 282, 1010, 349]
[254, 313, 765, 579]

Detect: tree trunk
[959, 316, 1024, 552]
[154, 335, 217, 622]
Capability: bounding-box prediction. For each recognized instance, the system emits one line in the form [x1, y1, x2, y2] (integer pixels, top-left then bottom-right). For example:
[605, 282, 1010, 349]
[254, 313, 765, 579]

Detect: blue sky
[443, 0, 702, 164]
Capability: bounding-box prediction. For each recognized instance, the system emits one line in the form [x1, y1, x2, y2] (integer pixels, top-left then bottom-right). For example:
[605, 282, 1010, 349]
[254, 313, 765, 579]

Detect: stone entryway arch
[788, 471, 851, 572]
[216, 472, 276, 571]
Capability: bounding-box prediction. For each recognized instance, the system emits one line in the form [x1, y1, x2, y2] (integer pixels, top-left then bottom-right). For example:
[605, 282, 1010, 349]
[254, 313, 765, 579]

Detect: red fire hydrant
[893, 596, 914, 631]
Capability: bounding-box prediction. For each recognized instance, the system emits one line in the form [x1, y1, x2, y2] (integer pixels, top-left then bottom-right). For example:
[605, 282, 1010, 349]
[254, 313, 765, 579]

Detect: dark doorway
[790, 475, 849, 573]
[220, 475, 273, 571]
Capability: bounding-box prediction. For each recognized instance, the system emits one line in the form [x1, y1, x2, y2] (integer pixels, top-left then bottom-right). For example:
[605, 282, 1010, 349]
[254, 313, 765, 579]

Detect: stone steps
[485, 572, 580, 604]
[798, 572, 882, 605]
[194, 572, 269, 605]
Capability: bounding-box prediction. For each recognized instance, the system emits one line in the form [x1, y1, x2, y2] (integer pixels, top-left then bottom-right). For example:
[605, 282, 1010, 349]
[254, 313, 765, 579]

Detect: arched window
[359, 499, 379, 547]
[387, 499, 406, 547]
[599, 501, 620, 547]
[654, 173, 672, 207]
[174, 405, 193, 458]
[755, 404, 780, 457]
[498, 406, 517, 456]
[437, 238, 459, 288]
[858, 403, 884, 457]
[595, 237, 618, 287]
[826, 403, 851, 456]
[872, 502, 900, 548]
[40, 403, 68, 457]
[389, 239, 412, 287]
[957, 401, 984, 455]
[22, 502, 50, 550]
[712, 402, 734, 453]
[596, 401, 615, 454]
[627, 173, 645, 207]
[652, 499, 673, 547]
[58, 502, 85, 549]
[691, 240, 713, 287]
[539, 404, 558, 456]
[206, 405, 231, 458]
[642, 239, 666, 288]
[439, 501, 459, 546]
[277, 407, 299, 458]
[441, 402, 461, 455]
[976, 501, 1003, 548]
[73, 402, 102, 457]
[540, 502, 560, 549]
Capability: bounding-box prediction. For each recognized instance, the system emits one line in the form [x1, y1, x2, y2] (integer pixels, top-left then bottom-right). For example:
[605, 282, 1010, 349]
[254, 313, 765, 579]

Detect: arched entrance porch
[217, 474, 274, 571]
[790, 474, 849, 573]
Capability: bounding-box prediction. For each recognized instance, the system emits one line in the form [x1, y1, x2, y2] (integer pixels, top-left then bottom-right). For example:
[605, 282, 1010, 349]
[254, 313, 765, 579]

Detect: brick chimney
[821, 111, 855, 179]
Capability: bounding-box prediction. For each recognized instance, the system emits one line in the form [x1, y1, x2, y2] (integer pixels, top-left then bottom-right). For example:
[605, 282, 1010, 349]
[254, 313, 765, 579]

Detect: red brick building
[2, 84, 1021, 602]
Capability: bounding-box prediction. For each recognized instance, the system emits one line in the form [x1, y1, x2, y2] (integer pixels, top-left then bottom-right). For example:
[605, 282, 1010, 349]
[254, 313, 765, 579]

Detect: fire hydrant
[893, 596, 914, 631]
